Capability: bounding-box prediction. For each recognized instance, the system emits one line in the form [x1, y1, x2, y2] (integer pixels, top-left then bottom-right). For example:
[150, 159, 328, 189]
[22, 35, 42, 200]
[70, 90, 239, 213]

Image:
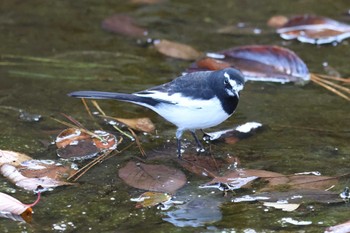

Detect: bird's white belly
[151, 97, 231, 131]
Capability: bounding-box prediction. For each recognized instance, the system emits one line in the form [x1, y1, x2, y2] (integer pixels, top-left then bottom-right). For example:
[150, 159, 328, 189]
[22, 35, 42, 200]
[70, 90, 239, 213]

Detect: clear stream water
[0, 0, 350, 232]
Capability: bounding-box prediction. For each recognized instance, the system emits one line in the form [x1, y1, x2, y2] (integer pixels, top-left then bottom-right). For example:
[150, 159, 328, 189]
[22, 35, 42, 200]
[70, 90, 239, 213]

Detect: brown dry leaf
[115, 117, 155, 133]
[0, 150, 32, 167]
[118, 161, 186, 193]
[153, 39, 203, 60]
[178, 154, 226, 178]
[101, 14, 148, 38]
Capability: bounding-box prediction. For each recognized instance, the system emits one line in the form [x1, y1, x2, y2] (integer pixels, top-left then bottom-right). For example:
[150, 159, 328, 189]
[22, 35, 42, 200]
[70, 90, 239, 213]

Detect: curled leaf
[188, 45, 310, 84]
[153, 39, 203, 60]
[118, 161, 186, 193]
[0, 191, 40, 223]
[1, 163, 73, 191]
[0, 150, 32, 167]
[114, 117, 155, 133]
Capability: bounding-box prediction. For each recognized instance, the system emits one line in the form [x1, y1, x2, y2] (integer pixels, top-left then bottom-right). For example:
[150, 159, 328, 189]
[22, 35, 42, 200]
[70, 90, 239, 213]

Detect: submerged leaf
[153, 39, 203, 60]
[118, 161, 186, 193]
[101, 14, 148, 38]
[56, 129, 117, 160]
[0, 150, 32, 167]
[55, 128, 90, 149]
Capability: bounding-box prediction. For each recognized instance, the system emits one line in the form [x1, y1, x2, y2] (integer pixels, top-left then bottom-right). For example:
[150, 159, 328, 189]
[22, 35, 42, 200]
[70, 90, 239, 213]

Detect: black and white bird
[68, 68, 245, 157]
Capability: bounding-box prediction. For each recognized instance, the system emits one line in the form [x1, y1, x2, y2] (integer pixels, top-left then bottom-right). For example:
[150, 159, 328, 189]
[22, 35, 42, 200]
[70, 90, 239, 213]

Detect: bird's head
[221, 68, 245, 97]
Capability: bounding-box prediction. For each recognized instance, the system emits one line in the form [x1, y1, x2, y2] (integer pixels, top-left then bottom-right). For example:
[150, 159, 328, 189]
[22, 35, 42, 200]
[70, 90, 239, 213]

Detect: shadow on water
[0, 0, 350, 232]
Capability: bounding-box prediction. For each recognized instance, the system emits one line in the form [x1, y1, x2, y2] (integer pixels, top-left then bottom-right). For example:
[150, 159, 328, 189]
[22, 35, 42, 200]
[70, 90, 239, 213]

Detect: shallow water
[0, 0, 350, 232]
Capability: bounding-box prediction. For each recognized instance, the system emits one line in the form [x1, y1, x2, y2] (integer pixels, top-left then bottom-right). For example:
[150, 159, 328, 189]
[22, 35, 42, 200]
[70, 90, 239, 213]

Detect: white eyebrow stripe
[224, 72, 230, 79]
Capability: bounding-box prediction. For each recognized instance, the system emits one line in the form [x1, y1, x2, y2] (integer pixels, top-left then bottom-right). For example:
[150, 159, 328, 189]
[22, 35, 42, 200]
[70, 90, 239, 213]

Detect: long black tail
[68, 91, 159, 107]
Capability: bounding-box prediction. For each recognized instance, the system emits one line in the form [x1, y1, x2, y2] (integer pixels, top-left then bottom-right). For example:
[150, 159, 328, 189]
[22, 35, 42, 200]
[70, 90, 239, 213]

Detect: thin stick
[82, 98, 93, 118]
[50, 117, 103, 140]
[312, 75, 350, 94]
[68, 141, 135, 181]
[312, 73, 350, 83]
[129, 128, 146, 157]
[91, 101, 134, 140]
[310, 74, 350, 101]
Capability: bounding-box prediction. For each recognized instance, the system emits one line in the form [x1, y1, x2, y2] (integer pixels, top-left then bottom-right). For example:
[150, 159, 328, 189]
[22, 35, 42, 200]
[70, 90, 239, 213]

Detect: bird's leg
[190, 130, 205, 153]
[176, 130, 184, 158]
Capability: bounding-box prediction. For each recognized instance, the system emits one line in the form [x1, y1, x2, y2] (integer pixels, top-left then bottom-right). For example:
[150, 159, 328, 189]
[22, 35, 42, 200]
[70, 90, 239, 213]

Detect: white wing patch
[135, 91, 212, 108]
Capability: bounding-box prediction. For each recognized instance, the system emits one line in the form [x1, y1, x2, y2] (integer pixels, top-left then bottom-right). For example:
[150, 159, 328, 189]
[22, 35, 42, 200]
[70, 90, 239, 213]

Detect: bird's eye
[224, 79, 229, 86]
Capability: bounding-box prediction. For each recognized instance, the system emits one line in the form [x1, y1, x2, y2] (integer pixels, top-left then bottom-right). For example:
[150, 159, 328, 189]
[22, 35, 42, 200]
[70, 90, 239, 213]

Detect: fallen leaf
[177, 154, 226, 178]
[153, 39, 203, 60]
[0, 191, 40, 223]
[114, 117, 155, 133]
[57, 140, 99, 160]
[0, 150, 32, 167]
[325, 219, 350, 233]
[263, 202, 300, 212]
[1, 163, 73, 191]
[188, 45, 310, 84]
[56, 129, 117, 160]
[101, 14, 148, 38]
[276, 15, 350, 45]
[118, 161, 186, 193]
[55, 128, 90, 149]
